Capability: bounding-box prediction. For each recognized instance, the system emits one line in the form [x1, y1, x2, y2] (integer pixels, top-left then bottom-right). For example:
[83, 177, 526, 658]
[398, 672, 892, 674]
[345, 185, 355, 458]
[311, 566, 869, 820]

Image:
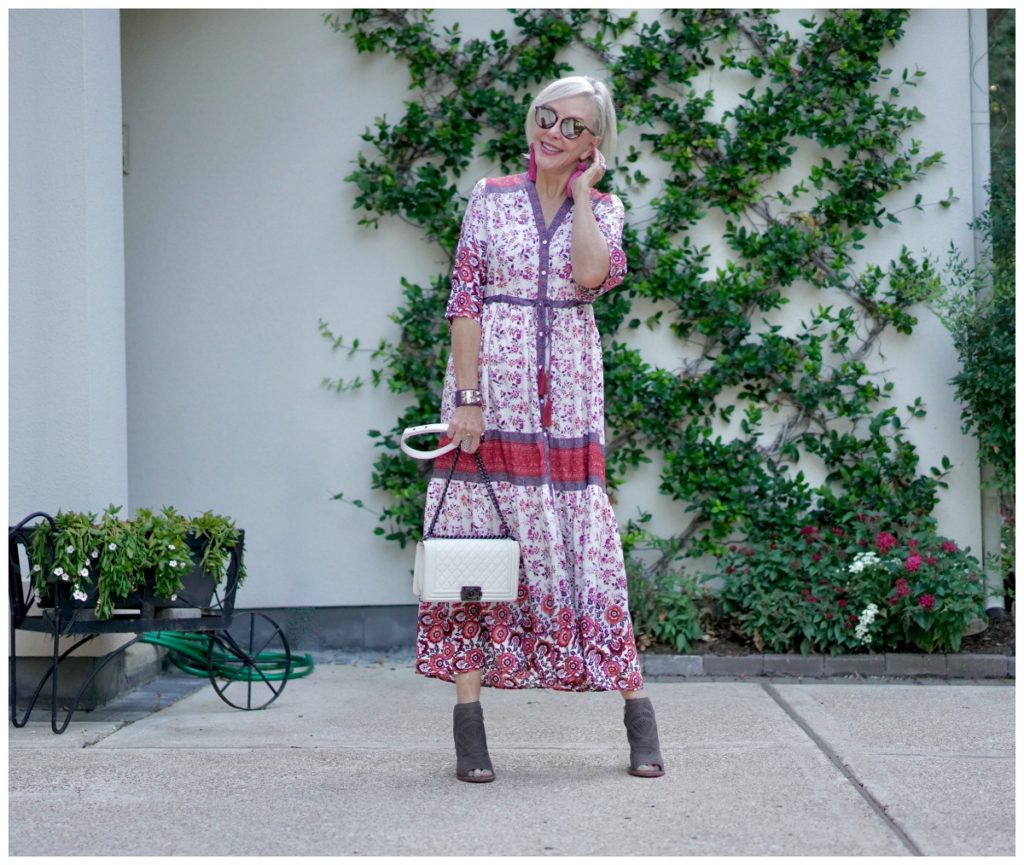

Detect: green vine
[322, 9, 985, 650]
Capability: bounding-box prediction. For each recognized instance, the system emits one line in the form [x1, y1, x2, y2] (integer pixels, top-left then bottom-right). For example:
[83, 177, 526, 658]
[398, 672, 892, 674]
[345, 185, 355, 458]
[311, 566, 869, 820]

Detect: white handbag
[401, 424, 520, 603]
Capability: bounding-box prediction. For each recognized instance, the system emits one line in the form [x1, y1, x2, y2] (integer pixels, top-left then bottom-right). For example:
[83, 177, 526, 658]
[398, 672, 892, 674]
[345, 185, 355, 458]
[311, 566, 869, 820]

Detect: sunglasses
[534, 105, 597, 140]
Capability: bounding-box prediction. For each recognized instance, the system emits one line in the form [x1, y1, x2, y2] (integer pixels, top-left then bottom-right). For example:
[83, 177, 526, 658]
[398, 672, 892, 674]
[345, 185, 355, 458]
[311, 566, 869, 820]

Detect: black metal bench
[9, 511, 292, 733]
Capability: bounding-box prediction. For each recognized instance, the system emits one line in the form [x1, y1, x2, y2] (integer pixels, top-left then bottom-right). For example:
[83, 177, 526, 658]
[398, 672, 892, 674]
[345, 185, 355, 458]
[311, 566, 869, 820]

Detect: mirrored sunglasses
[534, 105, 596, 140]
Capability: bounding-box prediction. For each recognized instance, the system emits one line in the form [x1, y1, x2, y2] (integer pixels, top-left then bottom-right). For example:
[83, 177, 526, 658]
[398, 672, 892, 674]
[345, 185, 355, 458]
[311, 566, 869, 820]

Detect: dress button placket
[538, 229, 551, 431]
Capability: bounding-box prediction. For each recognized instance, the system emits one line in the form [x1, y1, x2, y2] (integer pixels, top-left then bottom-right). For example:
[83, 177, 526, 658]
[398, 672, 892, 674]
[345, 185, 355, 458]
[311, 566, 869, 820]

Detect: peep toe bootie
[624, 696, 666, 777]
[453, 701, 495, 783]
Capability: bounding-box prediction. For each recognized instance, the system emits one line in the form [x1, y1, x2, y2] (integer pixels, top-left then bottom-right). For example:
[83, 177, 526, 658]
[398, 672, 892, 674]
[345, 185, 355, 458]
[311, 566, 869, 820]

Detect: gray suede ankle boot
[623, 696, 665, 777]
[453, 701, 495, 783]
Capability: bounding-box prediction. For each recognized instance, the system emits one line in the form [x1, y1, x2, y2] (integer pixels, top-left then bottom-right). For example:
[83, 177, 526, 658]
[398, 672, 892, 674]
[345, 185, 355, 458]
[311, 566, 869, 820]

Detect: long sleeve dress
[415, 172, 645, 692]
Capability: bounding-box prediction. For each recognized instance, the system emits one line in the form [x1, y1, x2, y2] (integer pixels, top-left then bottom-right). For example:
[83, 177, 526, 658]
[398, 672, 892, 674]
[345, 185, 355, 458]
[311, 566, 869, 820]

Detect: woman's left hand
[572, 148, 606, 198]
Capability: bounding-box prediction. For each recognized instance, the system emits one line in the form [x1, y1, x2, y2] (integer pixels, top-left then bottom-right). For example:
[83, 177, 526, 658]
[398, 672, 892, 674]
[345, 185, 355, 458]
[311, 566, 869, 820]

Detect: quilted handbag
[401, 424, 520, 603]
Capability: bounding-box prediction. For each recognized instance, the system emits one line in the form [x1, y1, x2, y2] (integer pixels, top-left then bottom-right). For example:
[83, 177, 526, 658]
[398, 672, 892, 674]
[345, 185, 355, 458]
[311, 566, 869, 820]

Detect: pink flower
[941, 540, 958, 553]
[876, 532, 897, 553]
[893, 578, 911, 598]
[603, 659, 622, 678]
[496, 652, 517, 671]
[918, 594, 936, 611]
[563, 655, 584, 677]
[904, 553, 923, 572]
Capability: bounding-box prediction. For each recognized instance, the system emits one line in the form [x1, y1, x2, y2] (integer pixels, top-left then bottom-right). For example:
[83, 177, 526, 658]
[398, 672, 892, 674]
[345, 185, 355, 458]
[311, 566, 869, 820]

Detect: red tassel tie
[538, 368, 552, 428]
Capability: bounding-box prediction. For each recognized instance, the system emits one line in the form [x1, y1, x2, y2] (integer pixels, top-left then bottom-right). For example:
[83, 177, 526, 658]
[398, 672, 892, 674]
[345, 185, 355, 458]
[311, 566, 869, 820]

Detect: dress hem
[414, 666, 643, 693]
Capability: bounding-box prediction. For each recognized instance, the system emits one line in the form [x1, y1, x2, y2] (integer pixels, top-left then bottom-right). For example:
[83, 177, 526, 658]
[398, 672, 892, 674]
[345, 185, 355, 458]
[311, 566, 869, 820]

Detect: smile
[539, 141, 562, 155]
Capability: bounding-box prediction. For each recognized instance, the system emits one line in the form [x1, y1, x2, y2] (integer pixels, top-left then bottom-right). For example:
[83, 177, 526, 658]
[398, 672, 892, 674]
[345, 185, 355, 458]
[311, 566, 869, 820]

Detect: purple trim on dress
[477, 430, 604, 447]
[483, 294, 589, 309]
[429, 470, 603, 492]
[525, 178, 572, 433]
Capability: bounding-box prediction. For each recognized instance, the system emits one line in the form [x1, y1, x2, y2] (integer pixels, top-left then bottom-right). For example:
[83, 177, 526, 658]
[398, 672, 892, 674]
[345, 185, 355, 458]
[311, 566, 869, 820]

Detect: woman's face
[531, 94, 602, 175]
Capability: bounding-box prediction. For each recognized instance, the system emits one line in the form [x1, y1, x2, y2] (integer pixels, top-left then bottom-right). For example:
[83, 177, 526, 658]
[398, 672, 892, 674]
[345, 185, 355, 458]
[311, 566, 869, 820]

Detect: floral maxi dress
[416, 172, 645, 692]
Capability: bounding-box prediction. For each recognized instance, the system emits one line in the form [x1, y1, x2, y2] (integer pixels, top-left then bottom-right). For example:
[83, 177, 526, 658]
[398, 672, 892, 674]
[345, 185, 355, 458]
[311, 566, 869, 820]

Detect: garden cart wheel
[206, 611, 292, 710]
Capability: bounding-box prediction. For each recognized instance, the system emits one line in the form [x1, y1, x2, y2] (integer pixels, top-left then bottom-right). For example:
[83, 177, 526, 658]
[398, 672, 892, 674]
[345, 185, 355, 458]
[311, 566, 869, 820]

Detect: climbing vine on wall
[321, 9, 978, 622]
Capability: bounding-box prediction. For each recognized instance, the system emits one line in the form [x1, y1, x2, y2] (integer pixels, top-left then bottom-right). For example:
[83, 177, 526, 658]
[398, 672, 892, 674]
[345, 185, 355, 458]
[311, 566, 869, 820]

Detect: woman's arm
[446, 317, 485, 453]
[570, 152, 612, 288]
[570, 201, 611, 289]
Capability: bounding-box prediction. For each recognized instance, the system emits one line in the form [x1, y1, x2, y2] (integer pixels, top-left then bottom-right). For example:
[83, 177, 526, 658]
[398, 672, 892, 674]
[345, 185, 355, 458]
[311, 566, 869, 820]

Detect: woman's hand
[571, 147, 606, 199]
[448, 405, 485, 454]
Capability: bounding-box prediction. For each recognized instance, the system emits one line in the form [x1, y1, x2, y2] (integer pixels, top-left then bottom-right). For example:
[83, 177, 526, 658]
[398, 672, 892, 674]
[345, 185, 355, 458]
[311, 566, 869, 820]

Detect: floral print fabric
[416, 173, 643, 692]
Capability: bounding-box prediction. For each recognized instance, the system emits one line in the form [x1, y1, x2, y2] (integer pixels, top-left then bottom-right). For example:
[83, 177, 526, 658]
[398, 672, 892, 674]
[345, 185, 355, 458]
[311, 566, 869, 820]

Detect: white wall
[9, 10, 129, 520]
[118, 9, 987, 609]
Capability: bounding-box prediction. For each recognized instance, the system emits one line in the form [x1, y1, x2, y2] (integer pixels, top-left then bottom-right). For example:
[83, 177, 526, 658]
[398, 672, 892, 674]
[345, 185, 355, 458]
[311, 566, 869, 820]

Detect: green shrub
[627, 564, 708, 653]
[714, 512, 986, 654]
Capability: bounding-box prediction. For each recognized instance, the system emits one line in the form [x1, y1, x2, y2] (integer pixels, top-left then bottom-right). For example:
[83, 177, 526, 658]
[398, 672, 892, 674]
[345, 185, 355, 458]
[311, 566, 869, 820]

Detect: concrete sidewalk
[8, 655, 1016, 857]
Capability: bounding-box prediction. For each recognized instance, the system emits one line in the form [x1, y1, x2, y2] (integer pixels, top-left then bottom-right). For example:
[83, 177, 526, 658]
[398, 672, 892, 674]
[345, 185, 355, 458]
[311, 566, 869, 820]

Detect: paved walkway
[8, 654, 1016, 857]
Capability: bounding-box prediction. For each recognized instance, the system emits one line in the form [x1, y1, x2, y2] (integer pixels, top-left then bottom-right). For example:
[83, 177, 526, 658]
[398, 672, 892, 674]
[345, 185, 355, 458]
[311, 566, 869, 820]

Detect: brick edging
[640, 652, 1015, 679]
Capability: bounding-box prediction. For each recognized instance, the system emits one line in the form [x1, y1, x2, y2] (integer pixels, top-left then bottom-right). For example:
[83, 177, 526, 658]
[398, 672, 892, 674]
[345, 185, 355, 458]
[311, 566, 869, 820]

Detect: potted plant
[26, 505, 246, 620]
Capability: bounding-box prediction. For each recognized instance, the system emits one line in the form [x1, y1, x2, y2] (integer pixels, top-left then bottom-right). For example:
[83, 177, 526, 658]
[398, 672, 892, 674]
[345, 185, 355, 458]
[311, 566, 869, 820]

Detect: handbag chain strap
[425, 448, 511, 540]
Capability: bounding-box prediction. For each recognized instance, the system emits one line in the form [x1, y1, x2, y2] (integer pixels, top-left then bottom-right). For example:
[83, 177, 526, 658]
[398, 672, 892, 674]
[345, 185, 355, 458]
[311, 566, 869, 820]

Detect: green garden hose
[141, 631, 314, 681]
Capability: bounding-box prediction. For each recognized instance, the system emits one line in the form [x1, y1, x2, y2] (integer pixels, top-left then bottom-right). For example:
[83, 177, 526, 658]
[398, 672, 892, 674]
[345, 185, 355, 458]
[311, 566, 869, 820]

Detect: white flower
[169, 560, 178, 569]
[91, 550, 99, 559]
[72, 589, 89, 602]
[168, 544, 176, 551]
[79, 568, 89, 578]
[854, 603, 880, 644]
[108, 543, 117, 551]
[170, 595, 177, 601]
[33, 564, 41, 573]
[53, 567, 64, 577]
[848, 551, 881, 575]
[66, 545, 75, 554]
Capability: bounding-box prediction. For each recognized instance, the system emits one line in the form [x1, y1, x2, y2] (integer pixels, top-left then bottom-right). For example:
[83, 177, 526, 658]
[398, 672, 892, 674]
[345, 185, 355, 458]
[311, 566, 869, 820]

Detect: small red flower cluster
[875, 531, 897, 553]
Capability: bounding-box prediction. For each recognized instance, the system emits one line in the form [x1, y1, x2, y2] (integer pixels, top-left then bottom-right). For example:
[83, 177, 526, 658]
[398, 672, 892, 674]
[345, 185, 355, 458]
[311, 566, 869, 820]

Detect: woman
[417, 75, 664, 782]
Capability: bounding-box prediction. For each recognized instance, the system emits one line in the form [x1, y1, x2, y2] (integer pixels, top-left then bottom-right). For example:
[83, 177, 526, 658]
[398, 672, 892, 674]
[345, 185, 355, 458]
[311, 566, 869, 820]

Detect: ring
[461, 435, 472, 451]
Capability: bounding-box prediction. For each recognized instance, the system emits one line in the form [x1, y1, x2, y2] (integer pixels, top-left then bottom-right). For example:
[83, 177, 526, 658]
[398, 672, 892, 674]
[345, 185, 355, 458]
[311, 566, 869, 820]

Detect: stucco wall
[116, 9, 985, 609]
[9, 9, 129, 519]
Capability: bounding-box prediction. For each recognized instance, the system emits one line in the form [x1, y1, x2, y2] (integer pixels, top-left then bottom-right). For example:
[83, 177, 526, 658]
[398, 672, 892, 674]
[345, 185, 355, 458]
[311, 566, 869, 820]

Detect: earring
[528, 143, 537, 182]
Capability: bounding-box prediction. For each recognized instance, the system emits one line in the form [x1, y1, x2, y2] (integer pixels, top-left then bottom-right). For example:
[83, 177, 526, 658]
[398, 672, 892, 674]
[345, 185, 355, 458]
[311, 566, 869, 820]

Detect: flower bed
[714, 512, 987, 655]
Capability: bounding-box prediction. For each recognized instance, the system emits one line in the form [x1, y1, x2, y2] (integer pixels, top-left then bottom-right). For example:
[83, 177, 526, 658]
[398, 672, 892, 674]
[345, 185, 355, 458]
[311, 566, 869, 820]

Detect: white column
[9, 10, 129, 520]
[966, 10, 1005, 614]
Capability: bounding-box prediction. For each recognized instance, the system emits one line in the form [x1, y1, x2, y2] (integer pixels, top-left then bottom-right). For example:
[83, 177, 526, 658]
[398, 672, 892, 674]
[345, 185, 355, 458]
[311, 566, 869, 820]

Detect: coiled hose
[141, 631, 314, 680]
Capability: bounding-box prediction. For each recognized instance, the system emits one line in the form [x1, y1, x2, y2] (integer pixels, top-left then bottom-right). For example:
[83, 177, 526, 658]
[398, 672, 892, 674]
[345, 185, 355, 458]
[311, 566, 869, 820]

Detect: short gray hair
[526, 75, 618, 162]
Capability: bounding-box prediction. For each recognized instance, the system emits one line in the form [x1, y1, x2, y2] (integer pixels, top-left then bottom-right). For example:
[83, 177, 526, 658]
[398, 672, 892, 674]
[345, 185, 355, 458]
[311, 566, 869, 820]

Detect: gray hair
[526, 75, 618, 162]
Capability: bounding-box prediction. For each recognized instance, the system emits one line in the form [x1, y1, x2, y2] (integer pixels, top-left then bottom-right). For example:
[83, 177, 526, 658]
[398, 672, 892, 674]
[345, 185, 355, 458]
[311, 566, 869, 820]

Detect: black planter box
[25, 529, 227, 617]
